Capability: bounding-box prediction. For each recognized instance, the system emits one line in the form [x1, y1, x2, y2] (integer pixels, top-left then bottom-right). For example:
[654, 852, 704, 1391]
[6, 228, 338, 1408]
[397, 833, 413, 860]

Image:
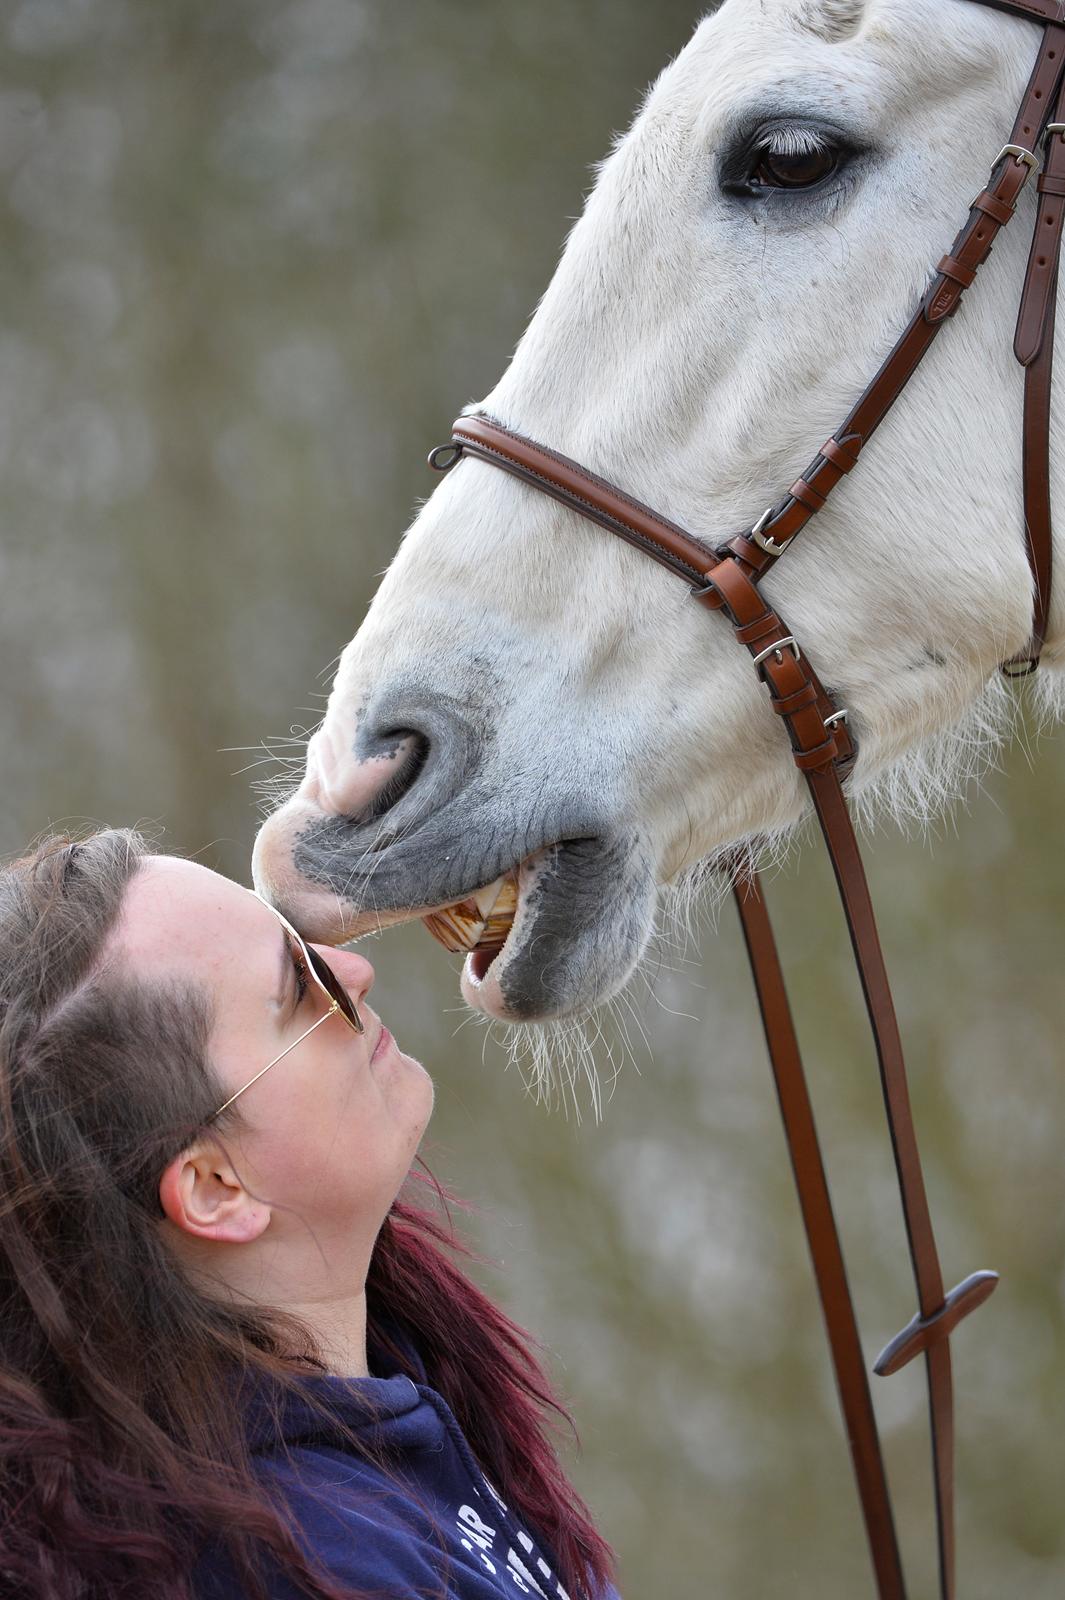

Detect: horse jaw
[254, 0, 1063, 1020]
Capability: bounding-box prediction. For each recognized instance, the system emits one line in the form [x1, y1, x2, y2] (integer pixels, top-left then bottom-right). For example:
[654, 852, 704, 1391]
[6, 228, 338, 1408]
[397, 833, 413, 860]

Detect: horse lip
[286, 796, 604, 929]
[279, 851, 538, 948]
[461, 907, 521, 985]
[458, 833, 656, 1022]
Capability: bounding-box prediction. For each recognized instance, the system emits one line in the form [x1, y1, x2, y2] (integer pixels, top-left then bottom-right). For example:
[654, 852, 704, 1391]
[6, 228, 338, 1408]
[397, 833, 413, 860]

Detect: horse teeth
[422, 873, 519, 955]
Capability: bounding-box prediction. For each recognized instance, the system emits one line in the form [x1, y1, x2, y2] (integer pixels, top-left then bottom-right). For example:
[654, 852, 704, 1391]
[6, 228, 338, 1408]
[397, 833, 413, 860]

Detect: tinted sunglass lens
[307, 945, 364, 1032]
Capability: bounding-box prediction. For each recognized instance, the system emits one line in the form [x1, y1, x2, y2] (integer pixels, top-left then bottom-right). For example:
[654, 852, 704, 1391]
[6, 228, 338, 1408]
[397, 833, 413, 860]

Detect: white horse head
[253, 0, 1063, 1025]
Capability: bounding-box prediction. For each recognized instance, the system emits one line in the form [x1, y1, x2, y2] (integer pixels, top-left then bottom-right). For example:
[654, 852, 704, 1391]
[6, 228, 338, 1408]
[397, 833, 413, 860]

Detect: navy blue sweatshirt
[191, 1336, 620, 1600]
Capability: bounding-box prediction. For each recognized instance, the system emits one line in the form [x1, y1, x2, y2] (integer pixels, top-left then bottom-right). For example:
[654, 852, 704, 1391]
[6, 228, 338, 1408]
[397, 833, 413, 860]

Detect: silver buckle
[993, 143, 1039, 178]
[1043, 123, 1065, 149]
[751, 636, 800, 670]
[749, 507, 791, 557]
[824, 709, 849, 729]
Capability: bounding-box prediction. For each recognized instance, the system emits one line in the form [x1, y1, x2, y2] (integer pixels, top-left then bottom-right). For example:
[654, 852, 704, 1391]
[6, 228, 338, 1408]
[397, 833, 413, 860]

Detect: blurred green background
[1, 2, 1063, 1595]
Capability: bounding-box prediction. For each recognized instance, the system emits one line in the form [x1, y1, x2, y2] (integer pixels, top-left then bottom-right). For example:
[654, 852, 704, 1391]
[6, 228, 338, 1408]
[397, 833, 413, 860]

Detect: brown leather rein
[426, 5, 1064, 1595]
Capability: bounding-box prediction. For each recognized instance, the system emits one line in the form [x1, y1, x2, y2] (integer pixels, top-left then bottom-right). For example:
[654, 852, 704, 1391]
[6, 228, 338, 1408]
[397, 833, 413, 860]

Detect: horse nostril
[311, 688, 478, 836]
[356, 730, 429, 824]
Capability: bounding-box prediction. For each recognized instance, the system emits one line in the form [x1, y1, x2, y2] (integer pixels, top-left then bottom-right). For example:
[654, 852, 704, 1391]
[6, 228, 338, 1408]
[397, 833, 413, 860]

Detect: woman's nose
[313, 942, 374, 1006]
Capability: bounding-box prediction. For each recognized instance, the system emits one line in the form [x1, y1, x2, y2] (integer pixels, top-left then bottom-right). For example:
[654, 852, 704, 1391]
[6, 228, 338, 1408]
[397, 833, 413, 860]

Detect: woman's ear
[158, 1144, 271, 1244]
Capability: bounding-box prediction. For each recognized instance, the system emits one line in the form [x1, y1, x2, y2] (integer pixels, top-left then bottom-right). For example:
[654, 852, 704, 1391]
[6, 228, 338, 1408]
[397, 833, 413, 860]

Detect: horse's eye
[750, 144, 839, 189]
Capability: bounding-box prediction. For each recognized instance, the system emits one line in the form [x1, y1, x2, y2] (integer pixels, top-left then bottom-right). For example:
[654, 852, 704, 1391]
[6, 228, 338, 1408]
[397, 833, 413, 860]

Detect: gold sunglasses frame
[208, 894, 364, 1122]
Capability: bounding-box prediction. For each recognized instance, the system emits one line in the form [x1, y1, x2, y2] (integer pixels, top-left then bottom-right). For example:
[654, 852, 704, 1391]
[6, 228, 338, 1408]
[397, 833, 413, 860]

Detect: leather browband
[425, 4, 1064, 1597]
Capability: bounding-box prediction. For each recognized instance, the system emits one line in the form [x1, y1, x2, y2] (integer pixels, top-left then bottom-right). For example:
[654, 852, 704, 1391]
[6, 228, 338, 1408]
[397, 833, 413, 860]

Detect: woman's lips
[370, 1024, 392, 1064]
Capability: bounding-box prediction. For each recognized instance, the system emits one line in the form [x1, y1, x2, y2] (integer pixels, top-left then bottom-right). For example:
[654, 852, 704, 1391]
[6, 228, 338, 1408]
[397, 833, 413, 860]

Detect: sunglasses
[208, 893, 364, 1121]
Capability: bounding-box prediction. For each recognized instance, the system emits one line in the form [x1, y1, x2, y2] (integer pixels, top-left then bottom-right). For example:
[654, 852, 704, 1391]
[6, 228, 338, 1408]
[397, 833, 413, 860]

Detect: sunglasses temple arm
[212, 1006, 338, 1117]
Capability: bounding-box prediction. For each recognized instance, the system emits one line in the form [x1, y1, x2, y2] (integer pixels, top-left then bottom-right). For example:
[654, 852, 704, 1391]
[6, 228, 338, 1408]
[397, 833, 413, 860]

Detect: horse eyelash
[718, 119, 848, 196]
[761, 126, 831, 158]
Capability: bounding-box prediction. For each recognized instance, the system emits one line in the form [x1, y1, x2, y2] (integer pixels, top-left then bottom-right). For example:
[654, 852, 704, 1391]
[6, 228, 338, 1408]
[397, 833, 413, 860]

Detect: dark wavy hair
[0, 828, 615, 1600]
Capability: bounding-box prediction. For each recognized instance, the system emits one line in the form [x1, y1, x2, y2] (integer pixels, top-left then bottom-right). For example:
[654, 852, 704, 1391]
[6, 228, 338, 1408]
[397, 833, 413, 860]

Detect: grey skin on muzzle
[260, 673, 658, 1020]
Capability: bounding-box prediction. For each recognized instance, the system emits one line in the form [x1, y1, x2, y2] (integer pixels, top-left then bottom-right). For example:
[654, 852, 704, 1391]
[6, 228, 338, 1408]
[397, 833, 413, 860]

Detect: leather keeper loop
[692, 581, 725, 611]
[703, 554, 767, 627]
[820, 435, 860, 473]
[789, 477, 827, 513]
[723, 534, 764, 571]
[1037, 172, 1065, 196]
[735, 612, 784, 647]
[792, 738, 839, 772]
[770, 683, 820, 716]
[937, 253, 977, 288]
[972, 188, 1014, 225]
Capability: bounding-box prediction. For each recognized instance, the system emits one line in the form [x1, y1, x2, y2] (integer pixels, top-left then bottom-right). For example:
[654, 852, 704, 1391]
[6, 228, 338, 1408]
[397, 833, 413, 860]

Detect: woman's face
[109, 855, 434, 1251]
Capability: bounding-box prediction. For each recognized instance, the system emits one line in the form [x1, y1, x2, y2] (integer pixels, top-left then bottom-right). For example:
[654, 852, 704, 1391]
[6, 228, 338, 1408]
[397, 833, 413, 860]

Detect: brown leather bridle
[426, 4, 1064, 1595]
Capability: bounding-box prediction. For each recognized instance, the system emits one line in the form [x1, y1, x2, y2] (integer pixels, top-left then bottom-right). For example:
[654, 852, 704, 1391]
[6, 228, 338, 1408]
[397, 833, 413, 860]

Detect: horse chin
[455, 835, 658, 1022]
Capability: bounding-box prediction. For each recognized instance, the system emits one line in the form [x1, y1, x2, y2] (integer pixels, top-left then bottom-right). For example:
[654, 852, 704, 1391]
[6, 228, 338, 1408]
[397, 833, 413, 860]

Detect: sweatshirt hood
[232, 1325, 439, 1457]
[201, 1331, 617, 1600]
